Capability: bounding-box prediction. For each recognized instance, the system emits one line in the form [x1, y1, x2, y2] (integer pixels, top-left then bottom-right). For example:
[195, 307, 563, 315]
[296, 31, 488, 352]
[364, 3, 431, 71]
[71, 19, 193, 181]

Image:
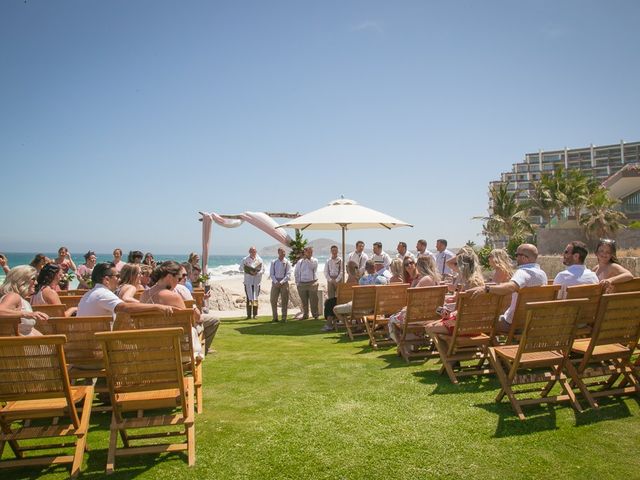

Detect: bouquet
[58, 272, 75, 289]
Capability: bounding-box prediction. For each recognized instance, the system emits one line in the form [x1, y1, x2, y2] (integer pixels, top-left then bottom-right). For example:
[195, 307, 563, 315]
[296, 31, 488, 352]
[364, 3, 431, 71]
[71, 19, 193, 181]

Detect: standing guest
[434, 239, 455, 277]
[127, 250, 144, 264]
[29, 254, 51, 273]
[389, 259, 405, 283]
[139, 265, 153, 290]
[115, 263, 141, 302]
[54, 247, 76, 290]
[371, 242, 392, 276]
[270, 247, 292, 322]
[553, 241, 599, 298]
[78, 262, 173, 319]
[240, 247, 264, 319]
[347, 241, 368, 278]
[0, 254, 10, 275]
[396, 242, 415, 263]
[469, 243, 547, 333]
[324, 245, 342, 299]
[415, 239, 434, 259]
[76, 251, 97, 289]
[188, 252, 202, 287]
[592, 238, 634, 290]
[295, 246, 319, 320]
[112, 248, 126, 272]
[488, 249, 514, 284]
[31, 263, 77, 316]
[143, 252, 156, 268]
[1, 265, 49, 335]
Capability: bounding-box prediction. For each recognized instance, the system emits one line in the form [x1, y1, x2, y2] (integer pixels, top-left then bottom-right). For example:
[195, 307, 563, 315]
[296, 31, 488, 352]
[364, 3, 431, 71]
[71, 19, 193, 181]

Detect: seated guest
[76, 251, 97, 289]
[188, 252, 202, 287]
[413, 255, 441, 287]
[488, 248, 514, 284]
[554, 241, 598, 298]
[388, 259, 405, 283]
[112, 248, 125, 272]
[181, 262, 195, 292]
[77, 262, 172, 319]
[140, 261, 204, 357]
[127, 250, 144, 264]
[0, 265, 49, 335]
[31, 264, 77, 316]
[468, 243, 547, 333]
[143, 252, 156, 268]
[346, 261, 360, 284]
[115, 263, 141, 302]
[371, 242, 391, 277]
[592, 238, 633, 291]
[139, 264, 153, 289]
[29, 253, 51, 273]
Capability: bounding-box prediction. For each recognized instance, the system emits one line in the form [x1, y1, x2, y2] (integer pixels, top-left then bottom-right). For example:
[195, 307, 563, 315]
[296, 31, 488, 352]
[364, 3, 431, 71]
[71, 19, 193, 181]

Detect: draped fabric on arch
[200, 212, 292, 273]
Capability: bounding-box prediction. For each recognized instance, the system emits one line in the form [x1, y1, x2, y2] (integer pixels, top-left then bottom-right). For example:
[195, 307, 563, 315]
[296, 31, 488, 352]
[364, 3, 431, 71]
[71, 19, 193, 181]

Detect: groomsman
[434, 239, 455, 277]
[324, 245, 342, 299]
[347, 241, 368, 278]
[270, 247, 291, 322]
[295, 246, 319, 320]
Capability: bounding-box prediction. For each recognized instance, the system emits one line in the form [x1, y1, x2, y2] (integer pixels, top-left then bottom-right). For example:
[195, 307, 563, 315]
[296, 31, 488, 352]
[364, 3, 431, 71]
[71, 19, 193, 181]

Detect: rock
[206, 283, 240, 311]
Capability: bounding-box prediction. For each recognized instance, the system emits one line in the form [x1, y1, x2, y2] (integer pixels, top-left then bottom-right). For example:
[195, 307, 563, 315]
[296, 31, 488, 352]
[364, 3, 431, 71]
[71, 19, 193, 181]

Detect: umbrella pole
[341, 226, 346, 283]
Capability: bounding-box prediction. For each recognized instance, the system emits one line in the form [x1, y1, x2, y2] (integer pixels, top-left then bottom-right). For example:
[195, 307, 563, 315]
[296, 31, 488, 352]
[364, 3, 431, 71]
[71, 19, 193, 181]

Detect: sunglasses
[104, 274, 120, 279]
[404, 261, 415, 267]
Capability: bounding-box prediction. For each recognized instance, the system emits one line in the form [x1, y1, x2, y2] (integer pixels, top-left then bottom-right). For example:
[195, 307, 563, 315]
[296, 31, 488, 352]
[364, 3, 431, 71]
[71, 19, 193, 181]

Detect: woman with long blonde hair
[488, 248, 514, 284]
[115, 263, 141, 302]
[0, 265, 49, 335]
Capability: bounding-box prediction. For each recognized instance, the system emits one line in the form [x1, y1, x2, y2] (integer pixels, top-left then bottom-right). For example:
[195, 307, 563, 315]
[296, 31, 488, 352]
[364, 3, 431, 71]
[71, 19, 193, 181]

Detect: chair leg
[106, 417, 118, 474]
[195, 363, 204, 414]
[433, 336, 458, 384]
[565, 361, 598, 409]
[488, 349, 525, 420]
[186, 378, 196, 467]
[557, 369, 583, 413]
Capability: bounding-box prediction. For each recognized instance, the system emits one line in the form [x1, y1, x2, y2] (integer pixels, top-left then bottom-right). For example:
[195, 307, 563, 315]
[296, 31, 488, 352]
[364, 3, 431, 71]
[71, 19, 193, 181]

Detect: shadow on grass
[477, 401, 561, 437]
[412, 367, 501, 394]
[236, 318, 329, 337]
[573, 396, 634, 426]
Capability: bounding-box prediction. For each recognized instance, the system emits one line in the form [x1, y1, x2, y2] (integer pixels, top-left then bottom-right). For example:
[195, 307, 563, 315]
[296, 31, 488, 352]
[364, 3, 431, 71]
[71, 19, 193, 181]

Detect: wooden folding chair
[0, 335, 93, 478]
[192, 291, 205, 310]
[31, 304, 67, 317]
[332, 283, 354, 332]
[364, 284, 409, 349]
[432, 292, 503, 383]
[0, 318, 20, 337]
[183, 299, 195, 309]
[611, 277, 640, 293]
[130, 309, 203, 414]
[394, 285, 447, 362]
[570, 292, 640, 408]
[59, 295, 83, 309]
[565, 283, 604, 337]
[58, 289, 88, 297]
[341, 285, 376, 341]
[505, 285, 561, 343]
[95, 328, 195, 473]
[488, 299, 588, 420]
[48, 316, 113, 410]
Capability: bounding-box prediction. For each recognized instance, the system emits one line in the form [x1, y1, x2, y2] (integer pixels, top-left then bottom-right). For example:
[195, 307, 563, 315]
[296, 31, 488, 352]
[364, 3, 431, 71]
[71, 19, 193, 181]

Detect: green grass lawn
[6, 317, 640, 479]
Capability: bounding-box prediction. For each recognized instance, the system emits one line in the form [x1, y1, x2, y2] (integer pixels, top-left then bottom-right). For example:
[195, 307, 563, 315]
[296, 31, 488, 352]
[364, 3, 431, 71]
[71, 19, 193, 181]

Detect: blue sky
[1, 1, 639, 255]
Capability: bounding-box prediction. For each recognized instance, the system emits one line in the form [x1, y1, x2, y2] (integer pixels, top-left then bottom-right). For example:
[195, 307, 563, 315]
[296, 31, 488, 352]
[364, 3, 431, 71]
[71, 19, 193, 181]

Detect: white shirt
[434, 249, 455, 276]
[416, 250, 436, 260]
[295, 257, 318, 283]
[396, 251, 416, 263]
[324, 257, 343, 282]
[77, 283, 123, 317]
[175, 284, 194, 301]
[240, 255, 264, 285]
[502, 263, 548, 324]
[371, 251, 392, 272]
[270, 258, 292, 284]
[348, 251, 368, 276]
[553, 264, 599, 298]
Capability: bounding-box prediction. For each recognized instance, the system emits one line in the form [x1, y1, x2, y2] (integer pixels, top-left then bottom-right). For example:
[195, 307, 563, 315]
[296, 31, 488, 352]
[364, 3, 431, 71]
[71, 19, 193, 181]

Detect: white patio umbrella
[277, 198, 413, 281]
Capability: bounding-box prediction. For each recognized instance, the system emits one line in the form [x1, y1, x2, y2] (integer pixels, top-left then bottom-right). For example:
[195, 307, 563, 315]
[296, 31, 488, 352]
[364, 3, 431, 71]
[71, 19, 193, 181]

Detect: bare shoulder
[0, 292, 21, 308]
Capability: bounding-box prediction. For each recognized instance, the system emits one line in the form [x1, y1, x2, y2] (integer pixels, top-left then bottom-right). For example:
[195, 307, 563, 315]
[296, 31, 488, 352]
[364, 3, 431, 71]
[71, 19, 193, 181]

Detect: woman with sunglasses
[31, 263, 77, 316]
[0, 265, 49, 335]
[592, 239, 633, 290]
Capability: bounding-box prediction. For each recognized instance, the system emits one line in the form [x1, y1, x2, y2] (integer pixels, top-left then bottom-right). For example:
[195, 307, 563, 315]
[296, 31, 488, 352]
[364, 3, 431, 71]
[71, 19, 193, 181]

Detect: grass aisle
[7, 317, 640, 479]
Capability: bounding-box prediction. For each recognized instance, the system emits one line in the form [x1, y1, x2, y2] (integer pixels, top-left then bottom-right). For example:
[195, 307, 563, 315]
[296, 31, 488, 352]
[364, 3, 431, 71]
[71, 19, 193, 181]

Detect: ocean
[0, 252, 331, 285]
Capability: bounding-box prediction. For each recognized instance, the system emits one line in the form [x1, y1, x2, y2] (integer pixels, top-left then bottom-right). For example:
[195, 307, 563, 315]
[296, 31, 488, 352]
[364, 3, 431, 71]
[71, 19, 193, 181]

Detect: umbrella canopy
[278, 198, 413, 280]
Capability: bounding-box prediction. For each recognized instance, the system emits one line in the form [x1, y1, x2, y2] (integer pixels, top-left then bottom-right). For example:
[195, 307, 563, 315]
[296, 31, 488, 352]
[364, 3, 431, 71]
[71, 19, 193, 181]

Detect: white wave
[207, 263, 243, 281]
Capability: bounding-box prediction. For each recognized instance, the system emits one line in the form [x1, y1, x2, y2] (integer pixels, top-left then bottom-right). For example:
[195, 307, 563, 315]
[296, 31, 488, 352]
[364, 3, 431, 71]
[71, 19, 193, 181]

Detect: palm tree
[475, 183, 533, 242]
[525, 177, 555, 227]
[579, 187, 627, 239]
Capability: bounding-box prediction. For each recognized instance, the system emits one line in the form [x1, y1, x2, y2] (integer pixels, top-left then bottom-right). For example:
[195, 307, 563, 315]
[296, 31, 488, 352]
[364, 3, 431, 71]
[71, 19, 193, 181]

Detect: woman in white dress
[0, 265, 49, 335]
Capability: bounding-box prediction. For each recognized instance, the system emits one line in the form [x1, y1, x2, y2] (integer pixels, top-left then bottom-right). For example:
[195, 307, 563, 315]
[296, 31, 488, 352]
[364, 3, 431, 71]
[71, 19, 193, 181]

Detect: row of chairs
[334, 281, 640, 419]
[0, 311, 202, 477]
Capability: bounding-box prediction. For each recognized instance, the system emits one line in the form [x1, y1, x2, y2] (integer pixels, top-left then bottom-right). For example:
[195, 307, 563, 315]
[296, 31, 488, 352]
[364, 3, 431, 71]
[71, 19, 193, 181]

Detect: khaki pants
[270, 282, 289, 320]
[297, 281, 319, 318]
[327, 280, 338, 299]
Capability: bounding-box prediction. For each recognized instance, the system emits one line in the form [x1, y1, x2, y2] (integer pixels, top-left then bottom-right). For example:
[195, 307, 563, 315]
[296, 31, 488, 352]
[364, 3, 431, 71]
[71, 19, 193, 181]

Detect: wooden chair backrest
[32, 303, 67, 317]
[133, 290, 142, 300]
[48, 316, 113, 368]
[350, 285, 377, 318]
[0, 317, 20, 336]
[59, 295, 83, 309]
[58, 289, 88, 297]
[404, 286, 447, 323]
[373, 284, 409, 317]
[130, 309, 196, 369]
[611, 277, 640, 293]
[587, 292, 640, 351]
[192, 291, 205, 309]
[96, 328, 187, 414]
[565, 283, 604, 331]
[448, 292, 503, 353]
[510, 285, 561, 331]
[0, 334, 80, 426]
[183, 299, 195, 309]
[517, 299, 586, 356]
[336, 282, 355, 305]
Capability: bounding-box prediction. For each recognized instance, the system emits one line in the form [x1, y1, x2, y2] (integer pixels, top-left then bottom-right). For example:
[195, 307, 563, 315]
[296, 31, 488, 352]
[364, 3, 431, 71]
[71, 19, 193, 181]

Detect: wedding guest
[0, 265, 49, 335]
[76, 251, 97, 289]
[347, 241, 368, 278]
[488, 248, 514, 284]
[324, 245, 342, 299]
[389, 258, 405, 283]
[188, 252, 202, 287]
[346, 261, 360, 284]
[29, 253, 51, 273]
[396, 242, 415, 263]
[112, 248, 126, 272]
[295, 246, 319, 320]
[553, 241, 598, 298]
[270, 247, 292, 322]
[31, 263, 76, 316]
[54, 247, 77, 274]
[434, 239, 455, 277]
[127, 250, 144, 264]
[371, 242, 392, 276]
[0, 254, 10, 275]
[115, 263, 141, 302]
[139, 265, 153, 289]
[592, 238, 634, 290]
[143, 252, 156, 268]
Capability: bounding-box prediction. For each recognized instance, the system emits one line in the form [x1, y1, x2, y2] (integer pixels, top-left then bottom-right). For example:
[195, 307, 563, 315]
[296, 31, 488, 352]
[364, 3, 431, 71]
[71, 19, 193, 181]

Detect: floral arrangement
[197, 272, 210, 285]
[58, 272, 75, 288]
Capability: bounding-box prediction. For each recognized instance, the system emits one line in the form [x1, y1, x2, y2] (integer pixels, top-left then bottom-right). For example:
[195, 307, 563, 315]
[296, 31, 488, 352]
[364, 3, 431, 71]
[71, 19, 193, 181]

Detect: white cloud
[350, 20, 383, 34]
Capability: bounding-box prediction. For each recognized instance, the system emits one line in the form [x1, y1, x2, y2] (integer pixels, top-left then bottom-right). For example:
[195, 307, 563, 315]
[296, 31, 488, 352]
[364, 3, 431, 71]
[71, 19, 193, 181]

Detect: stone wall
[537, 255, 640, 278]
[537, 228, 640, 254]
